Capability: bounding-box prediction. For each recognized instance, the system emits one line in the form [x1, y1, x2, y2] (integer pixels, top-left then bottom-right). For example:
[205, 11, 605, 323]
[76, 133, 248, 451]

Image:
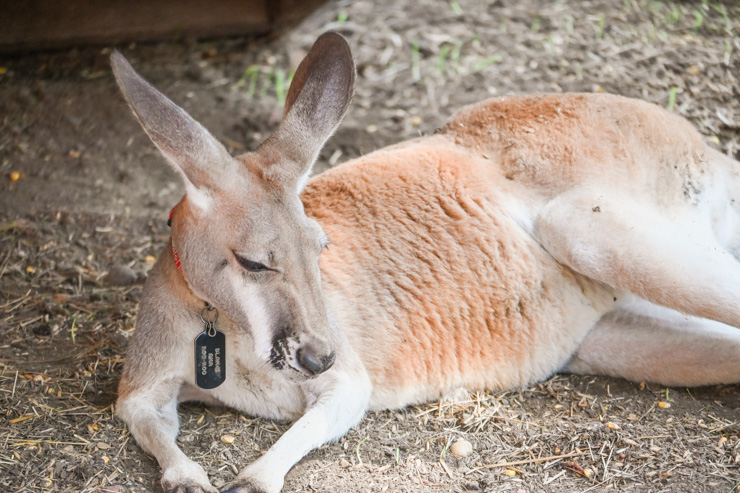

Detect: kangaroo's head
[112, 33, 355, 379]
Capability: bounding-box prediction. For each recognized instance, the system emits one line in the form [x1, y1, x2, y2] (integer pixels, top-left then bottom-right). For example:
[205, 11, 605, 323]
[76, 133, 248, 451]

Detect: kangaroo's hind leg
[535, 188, 740, 329]
[564, 299, 740, 386]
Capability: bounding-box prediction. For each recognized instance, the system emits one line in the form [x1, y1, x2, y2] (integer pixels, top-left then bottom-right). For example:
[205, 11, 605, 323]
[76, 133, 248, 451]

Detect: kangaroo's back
[442, 93, 708, 203]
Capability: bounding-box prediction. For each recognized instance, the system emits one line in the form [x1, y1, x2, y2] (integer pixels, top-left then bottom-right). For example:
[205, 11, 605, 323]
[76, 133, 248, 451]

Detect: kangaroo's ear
[111, 51, 234, 211]
[264, 32, 355, 192]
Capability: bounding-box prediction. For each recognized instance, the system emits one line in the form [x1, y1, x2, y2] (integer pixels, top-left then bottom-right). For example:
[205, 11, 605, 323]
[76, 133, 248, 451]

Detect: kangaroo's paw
[161, 459, 218, 493]
[219, 474, 280, 493]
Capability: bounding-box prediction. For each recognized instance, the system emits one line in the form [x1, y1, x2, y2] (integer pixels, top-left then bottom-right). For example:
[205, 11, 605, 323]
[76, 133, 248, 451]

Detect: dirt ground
[1, 0, 739, 492]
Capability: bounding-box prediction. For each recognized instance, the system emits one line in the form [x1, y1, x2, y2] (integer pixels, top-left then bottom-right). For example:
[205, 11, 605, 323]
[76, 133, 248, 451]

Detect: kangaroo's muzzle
[297, 346, 336, 375]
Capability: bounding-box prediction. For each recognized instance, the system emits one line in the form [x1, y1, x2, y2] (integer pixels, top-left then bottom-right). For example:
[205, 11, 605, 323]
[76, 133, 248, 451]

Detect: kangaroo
[111, 32, 740, 493]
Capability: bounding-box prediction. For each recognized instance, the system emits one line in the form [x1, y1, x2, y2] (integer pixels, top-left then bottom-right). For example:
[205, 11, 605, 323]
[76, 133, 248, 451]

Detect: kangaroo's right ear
[111, 51, 233, 211]
[263, 32, 355, 192]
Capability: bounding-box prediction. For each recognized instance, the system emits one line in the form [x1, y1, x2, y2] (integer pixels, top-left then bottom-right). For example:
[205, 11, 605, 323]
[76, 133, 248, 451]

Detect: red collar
[169, 207, 185, 279]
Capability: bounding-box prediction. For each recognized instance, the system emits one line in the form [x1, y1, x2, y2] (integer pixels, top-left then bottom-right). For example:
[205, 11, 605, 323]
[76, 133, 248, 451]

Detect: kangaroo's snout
[297, 346, 336, 375]
[270, 330, 335, 377]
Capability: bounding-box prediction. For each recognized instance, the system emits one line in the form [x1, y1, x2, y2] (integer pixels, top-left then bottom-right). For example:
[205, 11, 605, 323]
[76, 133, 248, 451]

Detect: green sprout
[411, 42, 421, 82]
[356, 436, 368, 464]
[667, 87, 677, 112]
[437, 45, 450, 72]
[473, 54, 503, 72]
[693, 9, 703, 32]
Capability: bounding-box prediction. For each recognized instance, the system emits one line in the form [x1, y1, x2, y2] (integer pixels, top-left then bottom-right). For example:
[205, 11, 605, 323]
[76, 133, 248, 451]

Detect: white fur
[502, 196, 537, 237]
[566, 296, 740, 386]
[225, 370, 371, 492]
[184, 182, 212, 213]
[230, 273, 273, 361]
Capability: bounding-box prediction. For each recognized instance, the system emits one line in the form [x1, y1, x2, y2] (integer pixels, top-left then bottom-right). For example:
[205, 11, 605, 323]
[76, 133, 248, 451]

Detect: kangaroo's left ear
[261, 32, 355, 192]
[111, 51, 236, 212]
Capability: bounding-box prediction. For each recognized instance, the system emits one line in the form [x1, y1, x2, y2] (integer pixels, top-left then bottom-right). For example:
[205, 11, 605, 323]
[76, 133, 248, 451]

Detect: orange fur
[304, 135, 616, 407]
[443, 94, 706, 201]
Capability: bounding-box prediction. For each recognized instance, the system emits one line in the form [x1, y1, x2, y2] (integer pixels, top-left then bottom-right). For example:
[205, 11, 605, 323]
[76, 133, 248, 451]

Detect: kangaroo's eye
[234, 254, 269, 272]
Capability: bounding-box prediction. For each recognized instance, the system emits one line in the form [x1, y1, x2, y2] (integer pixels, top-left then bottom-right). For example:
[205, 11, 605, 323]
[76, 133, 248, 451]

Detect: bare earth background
[1, 0, 739, 492]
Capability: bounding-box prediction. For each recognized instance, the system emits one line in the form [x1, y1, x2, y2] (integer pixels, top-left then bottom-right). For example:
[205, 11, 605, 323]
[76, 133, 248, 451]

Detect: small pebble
[450, 438, 473, 457]
[339, 458, 350, 468]
[221, 434, 235, 444]
[104, 265, 137, 286]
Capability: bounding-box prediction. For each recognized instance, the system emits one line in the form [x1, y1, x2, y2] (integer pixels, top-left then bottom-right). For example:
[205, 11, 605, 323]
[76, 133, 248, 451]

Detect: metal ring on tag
[207, 322, 217, 337]
[200, 304, 219, 325]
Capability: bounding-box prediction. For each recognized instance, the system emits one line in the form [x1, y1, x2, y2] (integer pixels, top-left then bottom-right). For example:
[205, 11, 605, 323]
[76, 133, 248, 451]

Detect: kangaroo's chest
[180, 328, 307, 421]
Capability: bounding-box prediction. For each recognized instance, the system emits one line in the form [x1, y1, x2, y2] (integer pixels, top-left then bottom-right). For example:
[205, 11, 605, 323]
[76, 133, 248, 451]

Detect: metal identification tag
[194, 304, 226, 389]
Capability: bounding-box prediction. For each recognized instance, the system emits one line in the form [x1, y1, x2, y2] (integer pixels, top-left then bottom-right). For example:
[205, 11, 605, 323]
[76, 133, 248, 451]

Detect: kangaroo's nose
[297, 347, 336, 375]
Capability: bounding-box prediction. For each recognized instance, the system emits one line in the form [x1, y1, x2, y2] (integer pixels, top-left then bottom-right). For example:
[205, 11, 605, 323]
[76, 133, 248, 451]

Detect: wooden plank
[0, 0, 271, 53]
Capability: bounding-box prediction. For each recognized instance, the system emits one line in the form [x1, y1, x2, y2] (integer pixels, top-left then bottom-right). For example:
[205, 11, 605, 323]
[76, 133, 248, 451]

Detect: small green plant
[710, 2, 730, 30]
[473, 54, 503, 72]
[437, 45, 450, 73]
[665, 6, 682, 25]
[441, 438, 450, 460]
[667, 87, 677, 111]
[544, 34, 556, 54]
[595, 13, 606, 38]
[411, 42, 421, 82]
[238, 65, 295, 107]
[450, 1, 463, 16]
[274, 69, 289, 106]
[238, 66, 259, 99]
[337, 11, 348, 23]
[395, 447, 401, 466]
[69, 315, 78, 344]
[450, 41, 463, 66]
[355, 436, 368, 465]
[693, 9, 703, 32]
